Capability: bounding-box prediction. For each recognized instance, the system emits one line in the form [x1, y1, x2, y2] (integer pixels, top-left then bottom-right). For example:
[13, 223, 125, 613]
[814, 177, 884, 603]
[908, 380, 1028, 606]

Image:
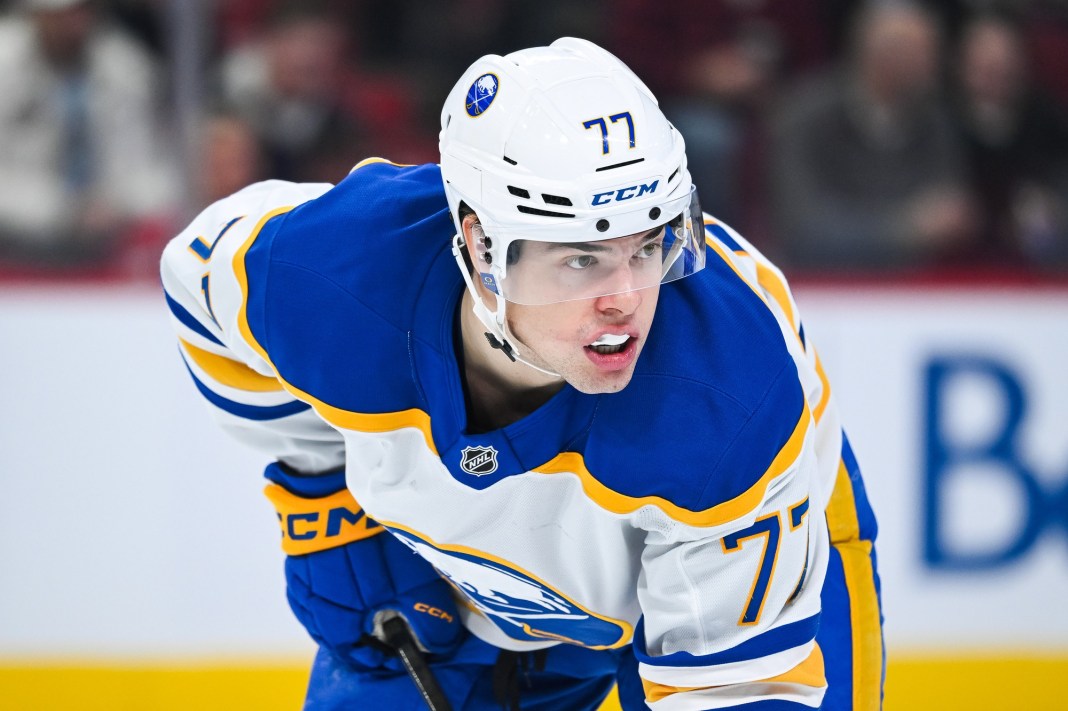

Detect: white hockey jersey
[160, 160, 860, 710]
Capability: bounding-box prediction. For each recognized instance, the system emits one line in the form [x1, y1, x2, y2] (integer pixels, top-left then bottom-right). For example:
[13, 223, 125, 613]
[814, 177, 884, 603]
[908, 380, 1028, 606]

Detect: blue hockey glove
[263, 462, 463, 671]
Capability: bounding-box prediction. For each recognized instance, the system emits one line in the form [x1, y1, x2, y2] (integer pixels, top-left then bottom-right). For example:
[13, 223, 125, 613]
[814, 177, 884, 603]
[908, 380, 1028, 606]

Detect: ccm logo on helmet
[591, 180, 659, 206]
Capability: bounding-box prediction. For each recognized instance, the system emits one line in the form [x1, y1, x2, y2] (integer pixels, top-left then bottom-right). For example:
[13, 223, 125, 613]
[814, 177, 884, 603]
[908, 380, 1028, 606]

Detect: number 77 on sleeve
[721, 497, 810, 626]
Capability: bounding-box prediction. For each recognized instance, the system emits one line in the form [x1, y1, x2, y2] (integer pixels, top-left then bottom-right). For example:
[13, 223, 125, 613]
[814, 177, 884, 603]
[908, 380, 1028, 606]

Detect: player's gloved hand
[263, 462, 463, 671]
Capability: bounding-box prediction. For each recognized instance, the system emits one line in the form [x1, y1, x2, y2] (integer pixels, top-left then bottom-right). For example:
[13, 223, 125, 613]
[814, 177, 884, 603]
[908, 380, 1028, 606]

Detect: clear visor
[481, 186, 705, 305]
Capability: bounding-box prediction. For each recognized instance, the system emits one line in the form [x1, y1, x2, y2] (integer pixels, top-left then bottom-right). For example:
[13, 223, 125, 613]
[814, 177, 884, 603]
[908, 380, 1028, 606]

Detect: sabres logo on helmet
[465, 73, 499, 117]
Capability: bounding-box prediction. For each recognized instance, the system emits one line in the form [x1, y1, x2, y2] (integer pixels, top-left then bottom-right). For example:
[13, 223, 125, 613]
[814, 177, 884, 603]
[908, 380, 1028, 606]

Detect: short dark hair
[458, 201, 476, 225]
[456, 201, 476, 274]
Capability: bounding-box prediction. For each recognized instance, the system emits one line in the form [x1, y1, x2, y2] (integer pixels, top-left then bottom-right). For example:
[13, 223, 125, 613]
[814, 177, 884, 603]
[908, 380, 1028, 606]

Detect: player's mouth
[583, 332, 638, 370]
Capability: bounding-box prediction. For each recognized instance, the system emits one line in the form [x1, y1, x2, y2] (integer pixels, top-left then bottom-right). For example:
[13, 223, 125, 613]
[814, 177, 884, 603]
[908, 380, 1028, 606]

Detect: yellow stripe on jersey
[640, 643, 826, 703]
[763, 643, 827, 687]
[754, 262, 798, 334]
[745, 255, 836, 428]
[233, 204, 296, 365]
[641, 678, 703, 704]
[713, 236, 836, 431]
[535, 402, 811, 528]
[179, 339, 284, 392]
[711, 224, 805, 354]
[812, 354, 832, 424]
[825, 458, 883, 711]
[712, 222, 832, 427]
[705, 222, 808, 362]
[703, 220, 793, 335]
[349, 156, 413, 172]
[704, 235, 771, 310]
[230, 204, 439, 454]
[306, 404, 436, 455]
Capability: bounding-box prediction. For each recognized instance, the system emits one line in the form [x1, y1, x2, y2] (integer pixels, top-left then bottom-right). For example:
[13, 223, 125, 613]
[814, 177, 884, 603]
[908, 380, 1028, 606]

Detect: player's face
[504, 234, 662, 394]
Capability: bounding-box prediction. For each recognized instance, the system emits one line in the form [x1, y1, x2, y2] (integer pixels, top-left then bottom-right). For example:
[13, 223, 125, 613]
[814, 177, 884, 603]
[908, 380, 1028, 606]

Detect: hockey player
[161, 38, 883, 710]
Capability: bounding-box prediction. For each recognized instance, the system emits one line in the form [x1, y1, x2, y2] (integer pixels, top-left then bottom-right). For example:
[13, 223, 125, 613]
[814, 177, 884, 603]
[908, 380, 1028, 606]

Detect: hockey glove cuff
[263, 462, 463, 671]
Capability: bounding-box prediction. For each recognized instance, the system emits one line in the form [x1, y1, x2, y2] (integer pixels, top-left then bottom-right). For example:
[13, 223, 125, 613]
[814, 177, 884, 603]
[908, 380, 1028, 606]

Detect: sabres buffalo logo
[460, 445, 499, 476]
[389, 529, 631, 649]
[466, 73, 499, 117]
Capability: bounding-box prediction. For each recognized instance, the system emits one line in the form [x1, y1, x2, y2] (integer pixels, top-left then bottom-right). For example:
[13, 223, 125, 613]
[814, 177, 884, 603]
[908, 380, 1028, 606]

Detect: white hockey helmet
[440, 38, 704, 365]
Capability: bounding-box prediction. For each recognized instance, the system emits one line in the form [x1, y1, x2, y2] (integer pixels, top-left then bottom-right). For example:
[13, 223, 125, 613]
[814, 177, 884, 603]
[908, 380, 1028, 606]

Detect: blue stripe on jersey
[164, 291, 224, 346]
[263, 461, 346, 497]
[182, 359, 311, 420]
[189, 215, 244, 261]
[633, 613, 819, 668]
[707, 222, 745, 252]
[842, 432, 878, 542]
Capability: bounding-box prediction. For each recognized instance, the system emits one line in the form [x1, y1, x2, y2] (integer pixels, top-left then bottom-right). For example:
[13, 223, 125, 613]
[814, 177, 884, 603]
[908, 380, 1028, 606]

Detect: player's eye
[565, 254, 596, 270]
[635, 242, 662, 260]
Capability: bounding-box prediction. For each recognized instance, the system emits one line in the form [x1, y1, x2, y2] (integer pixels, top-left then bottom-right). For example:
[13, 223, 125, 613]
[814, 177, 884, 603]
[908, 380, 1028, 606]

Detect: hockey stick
[382, 615, 454, 711]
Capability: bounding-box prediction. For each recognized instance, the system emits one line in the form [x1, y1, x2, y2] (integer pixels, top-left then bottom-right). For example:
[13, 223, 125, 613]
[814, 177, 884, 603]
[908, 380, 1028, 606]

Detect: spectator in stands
[769, 1, 977, 270]
[609, 0, 832, 241]
[950, 12, 1068, 266]
[0, 0, 179, 266]
[380, 0, 604, 122]
[1024, 0, 1068, 110]
[214, 2, 370, 184]
[197, 113, 268, 208]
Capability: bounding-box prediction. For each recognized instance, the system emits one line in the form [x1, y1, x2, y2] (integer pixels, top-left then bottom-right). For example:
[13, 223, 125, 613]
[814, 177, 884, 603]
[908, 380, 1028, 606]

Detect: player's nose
[593, 284, 643, 315]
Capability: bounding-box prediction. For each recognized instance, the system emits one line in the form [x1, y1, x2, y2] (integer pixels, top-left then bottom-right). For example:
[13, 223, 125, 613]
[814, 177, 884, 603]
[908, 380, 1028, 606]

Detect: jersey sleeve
[634, 383, 829, 710]
[159, 179, 345, 473]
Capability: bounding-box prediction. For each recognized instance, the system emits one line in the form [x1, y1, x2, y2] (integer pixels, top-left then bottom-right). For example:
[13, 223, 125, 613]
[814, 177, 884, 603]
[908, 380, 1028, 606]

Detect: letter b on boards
[924, 355, 1067, 570]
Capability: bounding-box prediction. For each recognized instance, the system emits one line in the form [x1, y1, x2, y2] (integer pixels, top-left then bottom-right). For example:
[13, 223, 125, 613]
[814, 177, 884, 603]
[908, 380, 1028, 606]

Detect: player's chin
[567, 359, 639, 394]
[577, 374, 634, 394]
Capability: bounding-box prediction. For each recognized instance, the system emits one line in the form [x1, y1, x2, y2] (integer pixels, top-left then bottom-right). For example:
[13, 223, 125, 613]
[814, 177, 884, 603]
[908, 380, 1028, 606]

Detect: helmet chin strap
[451, 235, 561, 378]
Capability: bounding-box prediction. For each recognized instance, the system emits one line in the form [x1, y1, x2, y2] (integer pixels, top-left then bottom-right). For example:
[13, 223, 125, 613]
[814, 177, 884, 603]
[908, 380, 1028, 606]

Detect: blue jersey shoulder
[243, 162, 456, 412]
[582, 250, 805, 513]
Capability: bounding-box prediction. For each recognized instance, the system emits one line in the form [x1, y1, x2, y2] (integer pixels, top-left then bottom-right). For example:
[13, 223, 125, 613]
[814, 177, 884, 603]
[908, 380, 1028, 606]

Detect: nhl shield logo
[460, 445, 499, 476]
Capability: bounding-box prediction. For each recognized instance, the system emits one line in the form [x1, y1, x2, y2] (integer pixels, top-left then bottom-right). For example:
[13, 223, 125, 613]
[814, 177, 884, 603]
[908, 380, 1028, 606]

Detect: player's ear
[461, 212, 484, 256]
[459, 212, 498, 307]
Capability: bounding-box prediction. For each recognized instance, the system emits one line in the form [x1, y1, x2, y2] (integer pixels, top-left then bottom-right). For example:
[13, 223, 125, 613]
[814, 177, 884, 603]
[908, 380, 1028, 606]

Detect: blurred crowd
[1, 0, 1067, 279]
